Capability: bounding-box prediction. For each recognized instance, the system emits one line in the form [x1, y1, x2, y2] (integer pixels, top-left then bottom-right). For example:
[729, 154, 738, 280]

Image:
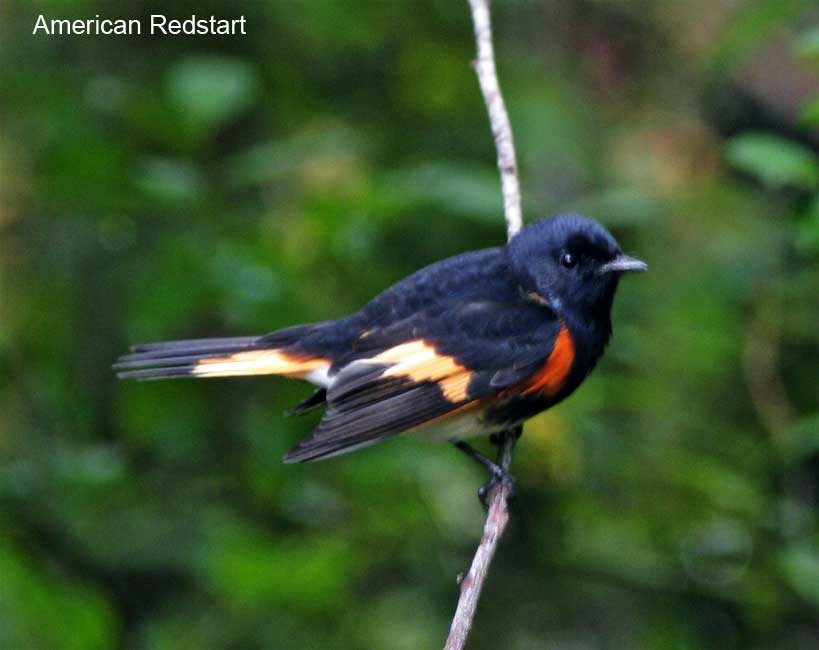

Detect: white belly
[408, 409, 503, 443]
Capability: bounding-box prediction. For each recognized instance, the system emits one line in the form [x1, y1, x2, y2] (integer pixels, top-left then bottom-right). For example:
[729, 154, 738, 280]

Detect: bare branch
[443, 3, 525, 648]
[467, 0, 523, 241]
[444, 433, 518, 650]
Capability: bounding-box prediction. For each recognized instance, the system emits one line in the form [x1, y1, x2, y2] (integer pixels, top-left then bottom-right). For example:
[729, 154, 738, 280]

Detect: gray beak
[600, 254, 648, 274]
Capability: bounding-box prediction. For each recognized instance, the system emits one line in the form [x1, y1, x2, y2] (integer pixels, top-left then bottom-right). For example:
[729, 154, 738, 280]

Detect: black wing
[284, 299, 563, 462]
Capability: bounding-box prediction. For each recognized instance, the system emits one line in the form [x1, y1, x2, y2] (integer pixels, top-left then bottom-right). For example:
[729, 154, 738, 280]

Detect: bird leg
[453, 440, 516, 508]
[489, 424, 522, 447]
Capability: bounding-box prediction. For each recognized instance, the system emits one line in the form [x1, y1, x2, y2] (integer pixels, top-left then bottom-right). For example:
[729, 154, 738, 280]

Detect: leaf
[796, 200, 819, 254]
[776, 412, 819, 464]
[0, 540, 115, 648]
[724, 132, 819, 190]
[779, 543, 819, 607]
[386, 162, 502, 222]
[794, 28, 819, 61]
[166, 55, 259, 137]
[566, 187, 662, 227]
[798, 96, 819, 128]
[131, 156, 205, 203]
[710, 0, 812, 71]
[226, 126, 363, 188]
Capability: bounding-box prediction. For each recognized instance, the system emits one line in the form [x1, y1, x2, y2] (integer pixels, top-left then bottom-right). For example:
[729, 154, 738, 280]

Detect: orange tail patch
[192, 350, 329, 379]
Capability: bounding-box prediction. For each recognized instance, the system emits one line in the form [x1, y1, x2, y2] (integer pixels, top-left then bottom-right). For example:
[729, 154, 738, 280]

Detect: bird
[115, 214, 646, 496]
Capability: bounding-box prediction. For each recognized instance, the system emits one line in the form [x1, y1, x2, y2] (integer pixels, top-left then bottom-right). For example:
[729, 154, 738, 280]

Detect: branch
[467, 0, 523, 241]
[444, 431, 518, 650]
[444, 2, 523, 648]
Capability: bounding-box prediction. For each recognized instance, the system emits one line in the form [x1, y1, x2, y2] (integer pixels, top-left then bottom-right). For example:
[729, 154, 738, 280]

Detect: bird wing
[284, 300, 571, 462]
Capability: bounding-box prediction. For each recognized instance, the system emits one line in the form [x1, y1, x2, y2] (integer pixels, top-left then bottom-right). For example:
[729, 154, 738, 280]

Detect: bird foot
[477, 464, 516, 509]
[453, 440, 517, 508]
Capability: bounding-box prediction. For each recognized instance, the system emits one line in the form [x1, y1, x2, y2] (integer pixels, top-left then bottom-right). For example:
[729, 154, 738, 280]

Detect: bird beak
[600, 254, 648, 274]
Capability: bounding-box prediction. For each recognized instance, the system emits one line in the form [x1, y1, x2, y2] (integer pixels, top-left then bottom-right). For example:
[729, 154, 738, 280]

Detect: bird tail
[114, 325, 330, 382]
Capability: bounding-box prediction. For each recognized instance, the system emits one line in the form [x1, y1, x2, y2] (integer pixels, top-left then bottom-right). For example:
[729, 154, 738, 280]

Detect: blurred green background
[2, 1, 819, 648]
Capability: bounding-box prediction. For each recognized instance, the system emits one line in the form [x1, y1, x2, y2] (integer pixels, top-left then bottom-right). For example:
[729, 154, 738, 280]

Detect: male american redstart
[116, 214, 646, 493]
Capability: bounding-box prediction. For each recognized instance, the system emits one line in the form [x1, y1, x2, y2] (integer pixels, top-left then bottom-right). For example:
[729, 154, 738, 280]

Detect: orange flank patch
[371, 340, 473, 403]
[521, 325, 575, 397]
[192, 349, 328, 378]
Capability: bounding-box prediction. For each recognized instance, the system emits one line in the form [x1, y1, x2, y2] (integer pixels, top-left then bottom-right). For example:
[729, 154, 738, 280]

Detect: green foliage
[1, 1, 818, 648]
[794, 27, 819, 60]
[799, 97, 819, 128]
[779, 543, 819, 607]
[725, 133, 819, 190]
[0, 539, 116, 648]
[166, 55, 261, 142]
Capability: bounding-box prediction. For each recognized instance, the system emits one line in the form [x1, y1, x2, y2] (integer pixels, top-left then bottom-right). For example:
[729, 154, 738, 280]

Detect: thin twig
[444, 431, 518, 650]
[467, 0, 523, 241]
[444, 1, 524, 648]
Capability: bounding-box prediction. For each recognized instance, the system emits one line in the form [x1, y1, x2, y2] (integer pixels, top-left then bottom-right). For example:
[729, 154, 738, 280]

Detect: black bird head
[507, 213, 646, 325]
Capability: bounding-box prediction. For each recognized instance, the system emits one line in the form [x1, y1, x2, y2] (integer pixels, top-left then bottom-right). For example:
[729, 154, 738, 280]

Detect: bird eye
[560, 252, 577, 269]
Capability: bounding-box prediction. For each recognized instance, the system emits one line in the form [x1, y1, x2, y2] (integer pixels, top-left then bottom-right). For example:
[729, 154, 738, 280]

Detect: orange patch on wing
[521, 325, 575, 397]
[193, 349, 328, 378]
[371, 340, 473, 402]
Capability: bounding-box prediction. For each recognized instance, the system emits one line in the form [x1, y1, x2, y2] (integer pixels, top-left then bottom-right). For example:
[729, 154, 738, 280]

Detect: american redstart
[116, 214, 646, 493]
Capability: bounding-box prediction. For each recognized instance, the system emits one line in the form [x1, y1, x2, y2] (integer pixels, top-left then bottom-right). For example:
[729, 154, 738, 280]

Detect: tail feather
[115, 352, 231, 369]
[115, 336, 264, 379]
[115, 329, 330, 383]
[124, 336, 260, 359]
[115, 364, 204, 381]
